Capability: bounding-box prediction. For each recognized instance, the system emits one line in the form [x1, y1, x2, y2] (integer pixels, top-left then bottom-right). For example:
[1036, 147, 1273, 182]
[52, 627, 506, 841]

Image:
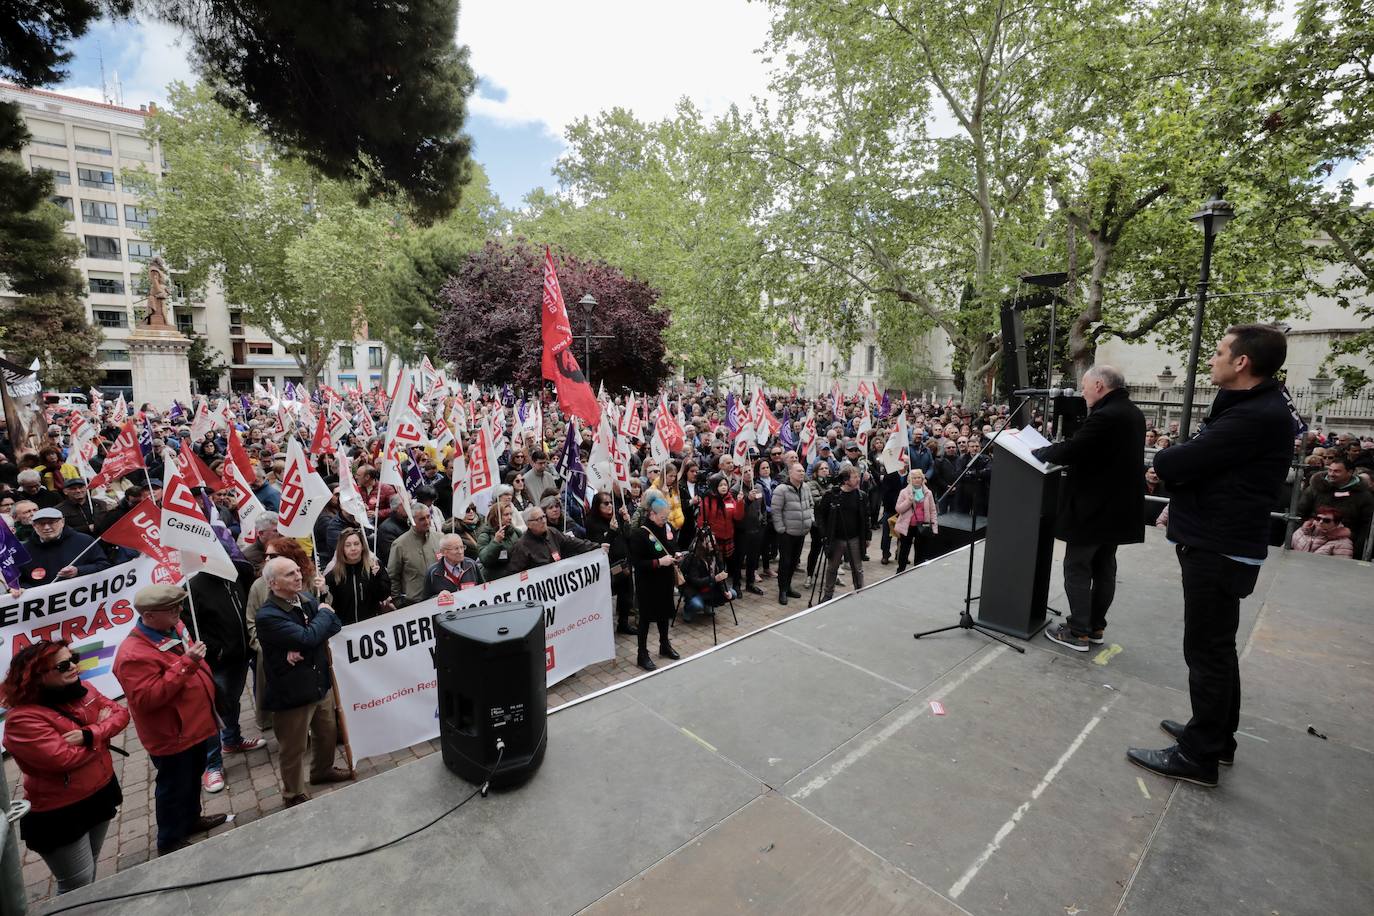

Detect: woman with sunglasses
[2, 641, 129, 894]
[1289, 505, 1355, 557]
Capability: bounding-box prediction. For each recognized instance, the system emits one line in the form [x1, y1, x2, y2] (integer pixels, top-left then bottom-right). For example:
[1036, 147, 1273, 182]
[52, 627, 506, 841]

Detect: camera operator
[816, 466, 870, 602]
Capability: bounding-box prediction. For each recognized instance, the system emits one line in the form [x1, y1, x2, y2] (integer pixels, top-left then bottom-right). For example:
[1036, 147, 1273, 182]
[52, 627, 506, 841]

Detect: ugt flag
[540, 247, 601, 427]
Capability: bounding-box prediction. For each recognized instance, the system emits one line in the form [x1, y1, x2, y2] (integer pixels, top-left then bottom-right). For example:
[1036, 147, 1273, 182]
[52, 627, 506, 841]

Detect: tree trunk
[1068, 236, 1113, 382]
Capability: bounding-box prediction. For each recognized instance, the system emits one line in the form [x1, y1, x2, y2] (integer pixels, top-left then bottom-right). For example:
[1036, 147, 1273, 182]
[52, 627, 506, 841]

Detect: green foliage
[186, 333, 229, 393]
[515, 102, 791, 383]
[0, 0, 132, 87]
[131, 82, 402, 386]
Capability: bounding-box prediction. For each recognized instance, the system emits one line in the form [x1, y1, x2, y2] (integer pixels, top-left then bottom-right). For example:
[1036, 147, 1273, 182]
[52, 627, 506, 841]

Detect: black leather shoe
[616, 624, 637, 635]
[1160, 720, 1234, 766]
[1126, 744, 1218, 787]
[746, 584, 765, 595]
[778, 591, 789, 605]
[659, 642, 681, 660]
[786, 588, 802, 598]
[636, 650, 656, 671]
[191, 814, 228, 832]
[880, 556, 890, 565]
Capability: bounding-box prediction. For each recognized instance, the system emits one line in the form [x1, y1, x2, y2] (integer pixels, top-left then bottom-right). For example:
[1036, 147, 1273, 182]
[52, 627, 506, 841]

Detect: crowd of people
[0, 370, 1370, 893]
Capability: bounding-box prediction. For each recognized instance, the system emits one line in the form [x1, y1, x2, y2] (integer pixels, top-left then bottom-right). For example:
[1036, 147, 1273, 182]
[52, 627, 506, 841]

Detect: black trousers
[776, 532, 804, 594]
[1177, 545, 1259, 764]
[1062, 541, 1119, 636]
[149, 735, 215, 850]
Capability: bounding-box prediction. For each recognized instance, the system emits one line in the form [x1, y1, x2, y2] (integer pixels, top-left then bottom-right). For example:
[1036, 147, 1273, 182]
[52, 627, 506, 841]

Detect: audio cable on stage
[44, 742, 509, 915]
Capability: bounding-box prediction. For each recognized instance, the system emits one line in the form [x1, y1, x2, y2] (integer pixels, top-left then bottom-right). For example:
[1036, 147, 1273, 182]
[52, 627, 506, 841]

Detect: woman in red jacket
[698, 473, 746, 594]
[1, 640, 130, 894]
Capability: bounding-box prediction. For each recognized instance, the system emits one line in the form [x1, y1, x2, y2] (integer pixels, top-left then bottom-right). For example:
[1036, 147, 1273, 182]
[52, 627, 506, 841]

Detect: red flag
[309, 409, 333, 458]
[99, 497, 179, 572]
[540, 247, 601, 426]
[89, 421, 145, 488]
[179, 441, 224, 491]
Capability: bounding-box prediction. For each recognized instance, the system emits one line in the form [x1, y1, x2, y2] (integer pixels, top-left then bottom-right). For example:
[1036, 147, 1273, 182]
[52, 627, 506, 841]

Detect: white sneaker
[803, 576, 814, 589]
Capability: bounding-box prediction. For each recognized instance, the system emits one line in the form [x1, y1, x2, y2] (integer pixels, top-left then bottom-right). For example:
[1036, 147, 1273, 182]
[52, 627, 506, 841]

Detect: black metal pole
[584, 312, 592, 381]
[1180, 219, 1215, 441]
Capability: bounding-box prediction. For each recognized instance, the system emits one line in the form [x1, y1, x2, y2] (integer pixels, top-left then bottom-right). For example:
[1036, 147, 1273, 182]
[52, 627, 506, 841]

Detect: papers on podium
[996, 426, 1055, 473]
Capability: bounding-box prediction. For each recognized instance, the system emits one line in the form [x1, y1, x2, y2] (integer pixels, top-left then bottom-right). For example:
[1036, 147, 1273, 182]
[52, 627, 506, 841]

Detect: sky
[53, 1, 776, 209]
[51, 2, 1367, 208]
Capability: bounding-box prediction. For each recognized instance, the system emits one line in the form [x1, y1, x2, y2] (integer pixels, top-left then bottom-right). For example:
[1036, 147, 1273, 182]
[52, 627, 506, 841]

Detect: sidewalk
[7, 549, 901, 905]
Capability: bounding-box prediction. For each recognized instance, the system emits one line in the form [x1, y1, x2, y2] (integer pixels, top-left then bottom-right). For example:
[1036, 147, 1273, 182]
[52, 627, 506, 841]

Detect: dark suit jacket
[1034, 387, 1146, 546]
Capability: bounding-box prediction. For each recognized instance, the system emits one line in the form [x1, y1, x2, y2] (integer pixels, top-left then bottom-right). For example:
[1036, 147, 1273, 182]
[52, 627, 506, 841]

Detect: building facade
[1, 83, 391, 397]
[778, 310, 957, 399]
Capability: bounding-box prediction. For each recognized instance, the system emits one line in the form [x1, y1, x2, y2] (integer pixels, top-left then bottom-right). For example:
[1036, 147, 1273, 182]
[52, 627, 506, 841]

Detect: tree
[187, 334, 229, 393]
[131, 82, 401, 387]
[2, 0, 475, 218]
[437, 240, 670, 394]
[0, 102, 101, 388]
[516, 102, 791, 383]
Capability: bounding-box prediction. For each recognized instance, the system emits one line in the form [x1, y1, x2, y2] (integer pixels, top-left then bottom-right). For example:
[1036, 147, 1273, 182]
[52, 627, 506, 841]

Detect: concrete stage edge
[55, 530, 1374, 915]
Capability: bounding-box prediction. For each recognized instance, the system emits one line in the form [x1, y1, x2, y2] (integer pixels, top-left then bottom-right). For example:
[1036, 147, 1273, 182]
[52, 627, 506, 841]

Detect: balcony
[242, 353, 298, 368]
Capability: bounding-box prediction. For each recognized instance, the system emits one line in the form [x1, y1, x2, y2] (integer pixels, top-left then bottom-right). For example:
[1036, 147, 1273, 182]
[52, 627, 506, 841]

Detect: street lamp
[1156, 366, 1175, 429]
[577, 293, 597, 379]
[1179, 191, 1234, 440]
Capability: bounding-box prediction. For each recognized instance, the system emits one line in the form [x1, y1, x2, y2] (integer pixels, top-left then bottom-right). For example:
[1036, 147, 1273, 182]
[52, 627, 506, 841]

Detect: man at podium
[1032, 366, 1145, 651]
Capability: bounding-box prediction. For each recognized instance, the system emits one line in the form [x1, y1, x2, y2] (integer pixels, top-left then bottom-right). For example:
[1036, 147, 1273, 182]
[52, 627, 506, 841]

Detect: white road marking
[948, 698, 1118, 900]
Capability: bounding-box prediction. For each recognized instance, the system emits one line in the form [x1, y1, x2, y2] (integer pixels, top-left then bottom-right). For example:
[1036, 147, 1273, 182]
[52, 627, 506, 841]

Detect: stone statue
[144, 255, 173, 329]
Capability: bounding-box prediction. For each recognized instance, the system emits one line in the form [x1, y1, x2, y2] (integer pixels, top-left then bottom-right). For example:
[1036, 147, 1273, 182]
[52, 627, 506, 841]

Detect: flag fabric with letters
[467, 421, 498, 517]
[224, 426, 266, 542]
[89, 420, 145, 489]
[336, 453, 373, 529]
[540, 247, 601, 426]
[0, 517, 31, 588]
[159, 447, 235, 581]
[277, 438, 331, 538]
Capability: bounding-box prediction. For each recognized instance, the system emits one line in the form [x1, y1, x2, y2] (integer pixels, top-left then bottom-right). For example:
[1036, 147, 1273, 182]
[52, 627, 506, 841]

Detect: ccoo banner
[330, 552, 613, 761]
[0, 556, 167, 744]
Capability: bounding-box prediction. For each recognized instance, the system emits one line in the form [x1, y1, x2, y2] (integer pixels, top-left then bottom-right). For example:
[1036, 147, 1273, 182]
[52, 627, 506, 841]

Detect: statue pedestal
[128, 327, 193, 409]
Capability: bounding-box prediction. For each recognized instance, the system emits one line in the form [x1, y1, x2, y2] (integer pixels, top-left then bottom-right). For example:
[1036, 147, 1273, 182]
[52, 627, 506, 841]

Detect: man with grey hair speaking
[1033, 365, 1146, 652]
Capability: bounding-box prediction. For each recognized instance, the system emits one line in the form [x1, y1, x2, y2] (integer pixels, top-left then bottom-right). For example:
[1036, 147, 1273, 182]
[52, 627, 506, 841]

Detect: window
[258, 376, 275, 389]
[229, 311, 244, 334]
[51, 196, 73, 217]
[100, 349, 130, 363]
[127, 241, 153, 263]
[124, 205, 155, 229]
[866, 345, 876, 373]
[77, 167, 115, 191]
[26, 119, 66, 147]
[93, 309, 128, 328]
[84, 235, 120, 260]
[338, 346, 354, 369]
[89, 275, 125, 295]
[176, 314, 193, 334]
[80, 200, 118, 225]
[368, 346, 383, 369]
[73, 128, 112, 156]
[117, 134, 153, 162]
[32, 165, 70, 185]
[248, 343, 274, 355]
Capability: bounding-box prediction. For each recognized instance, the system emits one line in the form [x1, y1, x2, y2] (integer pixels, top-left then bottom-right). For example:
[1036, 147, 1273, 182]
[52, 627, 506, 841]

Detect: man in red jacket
[113, 584, 229, 855]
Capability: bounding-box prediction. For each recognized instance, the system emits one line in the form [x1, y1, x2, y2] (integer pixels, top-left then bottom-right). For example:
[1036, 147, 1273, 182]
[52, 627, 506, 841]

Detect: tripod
[682, 504, 738, 644]
[914, 396, 1037, 653]
[807, 483, 841, 608]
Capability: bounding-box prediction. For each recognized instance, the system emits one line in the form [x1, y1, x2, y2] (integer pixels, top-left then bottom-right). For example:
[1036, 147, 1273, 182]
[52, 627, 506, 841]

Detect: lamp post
[572, 293, 613, 386]
[1179, 191, 1234, 440]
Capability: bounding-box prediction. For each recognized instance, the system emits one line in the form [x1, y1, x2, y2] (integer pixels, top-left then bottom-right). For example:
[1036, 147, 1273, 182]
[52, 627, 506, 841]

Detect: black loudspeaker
[433, 600, 548, 788]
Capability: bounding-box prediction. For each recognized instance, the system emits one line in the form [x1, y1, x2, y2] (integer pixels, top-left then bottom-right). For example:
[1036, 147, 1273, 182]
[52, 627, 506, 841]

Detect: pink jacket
[1290, 522, 1355, 557]
[894, 486, 939, 536]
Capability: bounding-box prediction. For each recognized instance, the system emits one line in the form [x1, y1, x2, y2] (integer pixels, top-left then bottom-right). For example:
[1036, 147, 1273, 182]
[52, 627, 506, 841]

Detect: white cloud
[58, 18, 195, 108]
[460, 0, 775, 140]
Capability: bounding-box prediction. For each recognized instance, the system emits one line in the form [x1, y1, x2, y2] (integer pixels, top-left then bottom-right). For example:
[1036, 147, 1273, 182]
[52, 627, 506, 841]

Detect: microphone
[1013, 387, 1078, 398]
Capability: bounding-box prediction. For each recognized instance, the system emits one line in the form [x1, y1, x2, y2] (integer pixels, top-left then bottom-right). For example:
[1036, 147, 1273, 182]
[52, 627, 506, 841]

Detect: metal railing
[1142, 493, 1374, 560]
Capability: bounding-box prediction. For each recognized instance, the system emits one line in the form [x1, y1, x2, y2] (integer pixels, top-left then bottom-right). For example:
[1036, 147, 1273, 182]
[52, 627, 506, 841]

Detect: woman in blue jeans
[679, 536, 734, 622]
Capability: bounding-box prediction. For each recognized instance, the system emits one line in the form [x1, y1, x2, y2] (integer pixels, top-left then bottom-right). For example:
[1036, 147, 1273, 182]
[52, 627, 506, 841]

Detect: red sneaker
[224, 737, 267, 753]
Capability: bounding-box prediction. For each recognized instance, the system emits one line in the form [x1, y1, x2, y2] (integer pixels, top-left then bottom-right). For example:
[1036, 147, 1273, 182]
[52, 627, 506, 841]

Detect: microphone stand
[914, 395, 1039, 653]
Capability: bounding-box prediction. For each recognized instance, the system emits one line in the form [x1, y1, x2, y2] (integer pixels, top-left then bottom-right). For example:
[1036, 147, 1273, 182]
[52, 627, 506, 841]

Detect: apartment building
[0, 83, 391, 395]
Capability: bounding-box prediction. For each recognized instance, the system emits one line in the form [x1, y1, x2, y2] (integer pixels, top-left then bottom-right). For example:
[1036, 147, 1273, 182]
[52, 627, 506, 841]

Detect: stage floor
[57, 529, 1374, 915]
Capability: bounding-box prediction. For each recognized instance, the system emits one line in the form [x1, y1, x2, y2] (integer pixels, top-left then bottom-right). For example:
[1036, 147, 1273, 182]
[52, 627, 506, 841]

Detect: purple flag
[198, 493, 247, 564]
[0, 516, 31, 588]
[778, 408, 797, 450]
[517, 398, 528, 425]
[239, 394, 251, 415]
[403, 457, 423, 494]
[879, 392, 891, 419]
[169, 401, 184, 422]
[138, 420, 155, 460]
[285, 381, 298, 402]
[556, 420, 586, 506]
[724, 391, 739, 434]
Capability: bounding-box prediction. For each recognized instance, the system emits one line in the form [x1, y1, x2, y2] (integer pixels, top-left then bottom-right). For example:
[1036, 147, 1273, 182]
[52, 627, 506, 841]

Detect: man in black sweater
[1129, 324, 1293, 788]
[817, 467, 869, 602]
[1033, 366, 1145, 652]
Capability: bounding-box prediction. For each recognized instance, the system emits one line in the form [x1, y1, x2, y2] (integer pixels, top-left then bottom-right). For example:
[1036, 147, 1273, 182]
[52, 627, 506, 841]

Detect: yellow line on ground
[1136, 777, 1151, 799]
[680, 727, 717, 754]
[1092, 644, 1124, 666]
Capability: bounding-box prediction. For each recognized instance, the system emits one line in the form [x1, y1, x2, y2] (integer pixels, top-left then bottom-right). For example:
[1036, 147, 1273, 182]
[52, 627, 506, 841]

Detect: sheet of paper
[995, 426, 1053, 473]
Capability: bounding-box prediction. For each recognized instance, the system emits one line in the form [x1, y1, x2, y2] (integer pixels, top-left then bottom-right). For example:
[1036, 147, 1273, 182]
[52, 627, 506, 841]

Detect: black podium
[977, 443, 1062, 639]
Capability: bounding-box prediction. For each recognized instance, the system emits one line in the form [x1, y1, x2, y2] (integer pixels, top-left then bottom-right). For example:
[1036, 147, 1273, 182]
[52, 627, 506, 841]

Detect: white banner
[0, 557, 166, 744]
[330, 552, 613, 760]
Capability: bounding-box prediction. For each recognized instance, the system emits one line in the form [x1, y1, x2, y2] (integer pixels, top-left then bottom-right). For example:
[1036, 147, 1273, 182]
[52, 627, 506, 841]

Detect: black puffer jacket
[1153, 379, 1293, 559]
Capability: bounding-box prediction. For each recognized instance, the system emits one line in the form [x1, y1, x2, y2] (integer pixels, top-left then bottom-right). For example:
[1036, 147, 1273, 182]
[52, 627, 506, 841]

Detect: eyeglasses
[1315, 517, 1338, 524]
[51, 653, 81, 673]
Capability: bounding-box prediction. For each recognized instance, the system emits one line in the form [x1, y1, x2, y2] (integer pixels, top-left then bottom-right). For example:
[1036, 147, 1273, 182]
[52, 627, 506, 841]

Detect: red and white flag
[448, 430, 470, 519]
[379, 373, 425, 492]
[99, 496, 181, 583]
[880, 411, 910, 473]
[654, 393, 684, 454]
[856, 402, 873, 451]
[190, 397, 214, 441]
[89, 420, 145, 489]
[541, 247, 601, 426]
[308, 409, 333, 459]
[159, 446, 236, 581]
[336, 453, 373, 530]
[224, 426, 266, 543]
[111, 394, 128, 424]
[277, 438, 331, 538]
[750, 388, 781, 446]
[467, 421, 498, 517]
[732, 417, 756, 468]
[617, 393, 643, 442]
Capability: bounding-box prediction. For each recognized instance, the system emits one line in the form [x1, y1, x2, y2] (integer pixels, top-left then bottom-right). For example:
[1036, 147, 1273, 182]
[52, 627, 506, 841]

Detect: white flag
[449, 432, 470, 519]
[336, 452, 373, 530]
[467, 421, 498, 518]
[880, 411, 910, 474]
[159, 447, 236, 581]
[277, 438, 332, 538]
